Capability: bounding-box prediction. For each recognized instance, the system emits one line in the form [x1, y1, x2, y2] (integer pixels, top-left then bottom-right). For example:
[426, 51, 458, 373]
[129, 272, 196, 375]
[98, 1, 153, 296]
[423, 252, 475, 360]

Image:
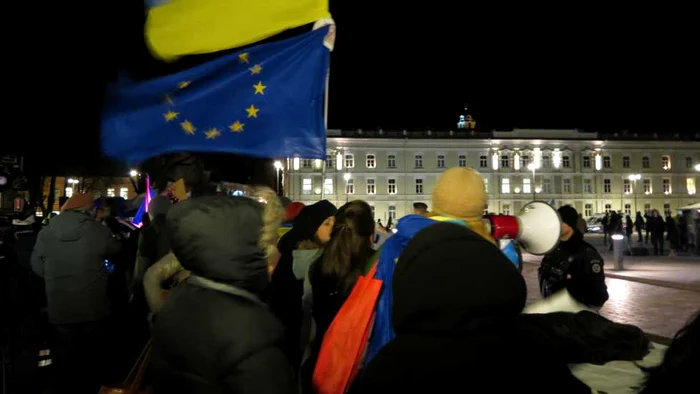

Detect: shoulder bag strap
[187, 275, 266, 308]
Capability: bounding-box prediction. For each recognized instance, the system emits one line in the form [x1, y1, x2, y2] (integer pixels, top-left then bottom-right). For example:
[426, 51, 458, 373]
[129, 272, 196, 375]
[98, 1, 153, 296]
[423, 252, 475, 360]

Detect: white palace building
[283, 128, 700, 223]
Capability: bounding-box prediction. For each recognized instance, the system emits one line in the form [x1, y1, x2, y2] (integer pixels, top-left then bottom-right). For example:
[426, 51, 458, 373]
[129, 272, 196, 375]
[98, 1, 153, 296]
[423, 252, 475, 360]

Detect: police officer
[538, 205, 609, 309]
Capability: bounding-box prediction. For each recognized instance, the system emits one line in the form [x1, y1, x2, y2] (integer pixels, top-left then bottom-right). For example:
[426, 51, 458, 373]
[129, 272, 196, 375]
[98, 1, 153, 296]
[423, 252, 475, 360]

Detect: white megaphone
[484, 201, 562, 255]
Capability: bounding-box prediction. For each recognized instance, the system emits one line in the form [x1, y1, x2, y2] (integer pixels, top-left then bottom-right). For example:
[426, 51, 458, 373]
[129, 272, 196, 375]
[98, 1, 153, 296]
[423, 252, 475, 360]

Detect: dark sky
[10, 3, 695, 171]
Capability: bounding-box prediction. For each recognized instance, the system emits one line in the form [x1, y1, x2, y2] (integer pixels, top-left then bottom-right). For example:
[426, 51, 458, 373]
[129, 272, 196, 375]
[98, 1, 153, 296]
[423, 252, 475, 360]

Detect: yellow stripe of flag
[146, 0, 330, 61]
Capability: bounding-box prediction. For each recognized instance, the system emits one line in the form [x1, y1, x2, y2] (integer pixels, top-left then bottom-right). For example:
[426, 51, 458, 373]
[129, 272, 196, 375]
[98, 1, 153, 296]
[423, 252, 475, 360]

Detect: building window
[662, 179, 671, 194]
[644, 203, 651, 214]
[345, 154, 354, 168]
[562, 156, 570, 168]
[582, 156, 591, 168]
[522, 155, 530, 168]
[686, 157, 694, 169]
[523, 178, 531, 194]
[501, 178, 510, 194]
[324, 178, 333, 195]
[542, 155, 551, 168]
[414, 155, 423, 168]
[388, 205, 396, 220]
[603, 156, 611, 168]
[346, 179, 354, 194]
[458, 154, 467, 167]
[366, 179, 376, 195]
[584, 204, 593, 217]
[500, 155, 510, 168]
[479, 155, 488, 168]
[484, 178, 489, 193]
[562, 178, 572, 194]
[542, 178, 551, 193]
[325, 154, 333, 169]
[622, 156, 630, 168]
[643, 179, 651, 193]
[662, 155, 671, 170]
[388, 178, 397, 194]
[415, 178, 424, 194]
[687, 178, 697, 195]
[603, 179, 611, 193]
[604, 204, 612, 213]
[366, 154, 376, 169]
[583, 178, 593, 193]
[623, 179, 631, 194]
[663, 203, 671, 216]
[120, 188, 129, 199]
[302, 159, 312, 168]
[436, 154, 446, 168]
[387, 154, 396, 169]
[302, 178, 312, 194]
[65, 187, 74, 198]
[106, 188, 115, 197]
[502, 204, 511, 215]
[624, 204, 631, 216]
[642, 156, 650, 168]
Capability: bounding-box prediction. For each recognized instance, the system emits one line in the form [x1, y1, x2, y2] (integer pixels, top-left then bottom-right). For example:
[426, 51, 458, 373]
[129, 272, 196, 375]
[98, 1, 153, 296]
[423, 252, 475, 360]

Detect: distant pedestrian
[635, 212, 645, 243]
[602, 213, 610, 246]
[625, 215, 634, 239]
[649, 210, 666, 256]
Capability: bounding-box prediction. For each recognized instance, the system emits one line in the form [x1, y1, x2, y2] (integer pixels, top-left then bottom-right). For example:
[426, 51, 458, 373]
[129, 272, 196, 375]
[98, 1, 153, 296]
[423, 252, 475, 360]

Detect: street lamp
[695, 163, 700, 172]
[67, 178, 79, 195]
[273, 161, 283, 195]
[343, 173, 351, 202]
[527, 162, 539, 201]
[129, 169, 139, 177]
[628, 174, 641, 214]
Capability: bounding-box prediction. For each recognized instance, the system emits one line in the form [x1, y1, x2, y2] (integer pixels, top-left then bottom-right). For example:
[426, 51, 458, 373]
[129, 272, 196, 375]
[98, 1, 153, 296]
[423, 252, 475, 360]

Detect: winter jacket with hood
[150, 196, 295, 394]
[30, 210, 122, 324]
[353, 223, 590, 394]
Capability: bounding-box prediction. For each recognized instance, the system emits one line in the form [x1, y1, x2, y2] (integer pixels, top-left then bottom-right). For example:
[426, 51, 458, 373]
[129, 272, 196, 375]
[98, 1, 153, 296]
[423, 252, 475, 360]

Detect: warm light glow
[314, 187, 321, 195]
[611, 234, 624, 241]
[336, 153, 343, 170]
[492, 153, 499, 170]
[343, 173, 351, 181]
[628, 174, 641, 181]
[67, 178, 79, 185]
[293, 157, 300, 170]
[129, 170, 138, 177]
[535, 187, 542, 194]
[533, 148, 542, 168]
[695, 164, 700, 171]
[552, 149, 562, 169]
[273, 161, 282, 170]
[527, 162, 539, 171]
[513, 153, 521, 170]
[687, 178, 696, 195]
[514, 187, 521, 194]
[314, 159, 322, 169]
[595, 154, 602, 170]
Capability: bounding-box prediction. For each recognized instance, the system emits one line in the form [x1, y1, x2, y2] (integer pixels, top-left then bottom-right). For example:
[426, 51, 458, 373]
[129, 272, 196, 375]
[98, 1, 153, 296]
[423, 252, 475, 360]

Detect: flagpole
[320, 66, 329, 200]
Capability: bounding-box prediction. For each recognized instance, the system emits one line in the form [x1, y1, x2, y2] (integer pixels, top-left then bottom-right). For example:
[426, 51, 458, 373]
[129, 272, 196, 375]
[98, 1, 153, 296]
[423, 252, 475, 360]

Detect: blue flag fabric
[102, 27, 330, 164]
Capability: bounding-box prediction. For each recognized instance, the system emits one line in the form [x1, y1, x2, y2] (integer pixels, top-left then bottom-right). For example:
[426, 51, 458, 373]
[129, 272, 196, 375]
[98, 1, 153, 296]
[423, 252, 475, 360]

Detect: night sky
[11, 3, 694, 173]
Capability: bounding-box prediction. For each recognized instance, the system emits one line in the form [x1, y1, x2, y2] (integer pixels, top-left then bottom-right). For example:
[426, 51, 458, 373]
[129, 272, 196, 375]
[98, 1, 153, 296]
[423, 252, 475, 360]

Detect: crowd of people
[1, 167, 698, 394]
[601, 210, 699, 256]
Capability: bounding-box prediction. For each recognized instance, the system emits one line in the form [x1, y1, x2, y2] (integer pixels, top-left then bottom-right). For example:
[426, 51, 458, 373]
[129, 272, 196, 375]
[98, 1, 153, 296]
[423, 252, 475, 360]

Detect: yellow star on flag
[249, 64, 262, 75]
[181, 120, 196, 135]
[229, 120, 245, 132]
[238, 52, 250, 63]
[205, 128, 221, 139]
[178, 81, 191, 89]
[253, 81, 267, 95]
[246, 105, 260, 118]
[164, 110, 179, 122]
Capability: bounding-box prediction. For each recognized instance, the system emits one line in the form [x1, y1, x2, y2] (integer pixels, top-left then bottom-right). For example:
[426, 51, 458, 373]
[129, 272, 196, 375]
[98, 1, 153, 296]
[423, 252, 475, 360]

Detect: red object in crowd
[284, 202, 305, 222]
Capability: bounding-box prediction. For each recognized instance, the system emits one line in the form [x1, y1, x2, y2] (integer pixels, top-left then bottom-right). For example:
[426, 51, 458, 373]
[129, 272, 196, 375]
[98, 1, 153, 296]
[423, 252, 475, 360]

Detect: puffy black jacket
[150, 196, 295, 394]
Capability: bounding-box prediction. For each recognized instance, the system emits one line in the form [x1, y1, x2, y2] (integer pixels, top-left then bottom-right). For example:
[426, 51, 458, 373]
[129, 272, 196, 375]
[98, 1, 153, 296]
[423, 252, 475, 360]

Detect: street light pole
[628, 174, 641, 214]
[343, 173, 351, 203]
[273, 161, 283, 196]
[527, 162, 538, 201]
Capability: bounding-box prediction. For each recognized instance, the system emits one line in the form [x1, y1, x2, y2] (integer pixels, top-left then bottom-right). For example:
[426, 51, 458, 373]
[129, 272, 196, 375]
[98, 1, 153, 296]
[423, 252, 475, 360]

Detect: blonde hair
[248, 186, 284, 259]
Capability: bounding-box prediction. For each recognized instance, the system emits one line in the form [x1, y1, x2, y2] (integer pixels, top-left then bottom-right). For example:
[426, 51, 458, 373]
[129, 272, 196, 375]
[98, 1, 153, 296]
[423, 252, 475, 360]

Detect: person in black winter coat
[150, 192, 296, 394]
[269, 200, 336, 371]
[635, 212, 645, 243]
[539, 205, 609, 309]
[649, 210, 666, 255]
[352, 223, 590, 394]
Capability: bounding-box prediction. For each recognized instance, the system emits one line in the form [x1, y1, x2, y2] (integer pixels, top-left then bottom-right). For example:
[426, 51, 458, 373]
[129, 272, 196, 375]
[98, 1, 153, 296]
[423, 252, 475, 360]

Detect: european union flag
[101, 27, 331, 164]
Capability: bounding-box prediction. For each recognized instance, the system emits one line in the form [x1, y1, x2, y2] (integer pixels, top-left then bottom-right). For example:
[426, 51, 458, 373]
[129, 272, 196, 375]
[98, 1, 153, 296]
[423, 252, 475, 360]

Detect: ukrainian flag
[145, 0, 330, 60]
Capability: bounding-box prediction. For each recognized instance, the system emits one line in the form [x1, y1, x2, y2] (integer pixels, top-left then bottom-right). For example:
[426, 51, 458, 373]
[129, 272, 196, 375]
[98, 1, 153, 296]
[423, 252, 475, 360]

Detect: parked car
[586, 214, 606, 233]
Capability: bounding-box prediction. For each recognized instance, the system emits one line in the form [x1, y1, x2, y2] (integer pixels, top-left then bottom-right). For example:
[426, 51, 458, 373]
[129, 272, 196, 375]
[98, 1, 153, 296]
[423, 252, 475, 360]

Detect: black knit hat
[393, 223, 526, 335]
[557, 205, 579, 231]
[294, 200, 337, 241]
